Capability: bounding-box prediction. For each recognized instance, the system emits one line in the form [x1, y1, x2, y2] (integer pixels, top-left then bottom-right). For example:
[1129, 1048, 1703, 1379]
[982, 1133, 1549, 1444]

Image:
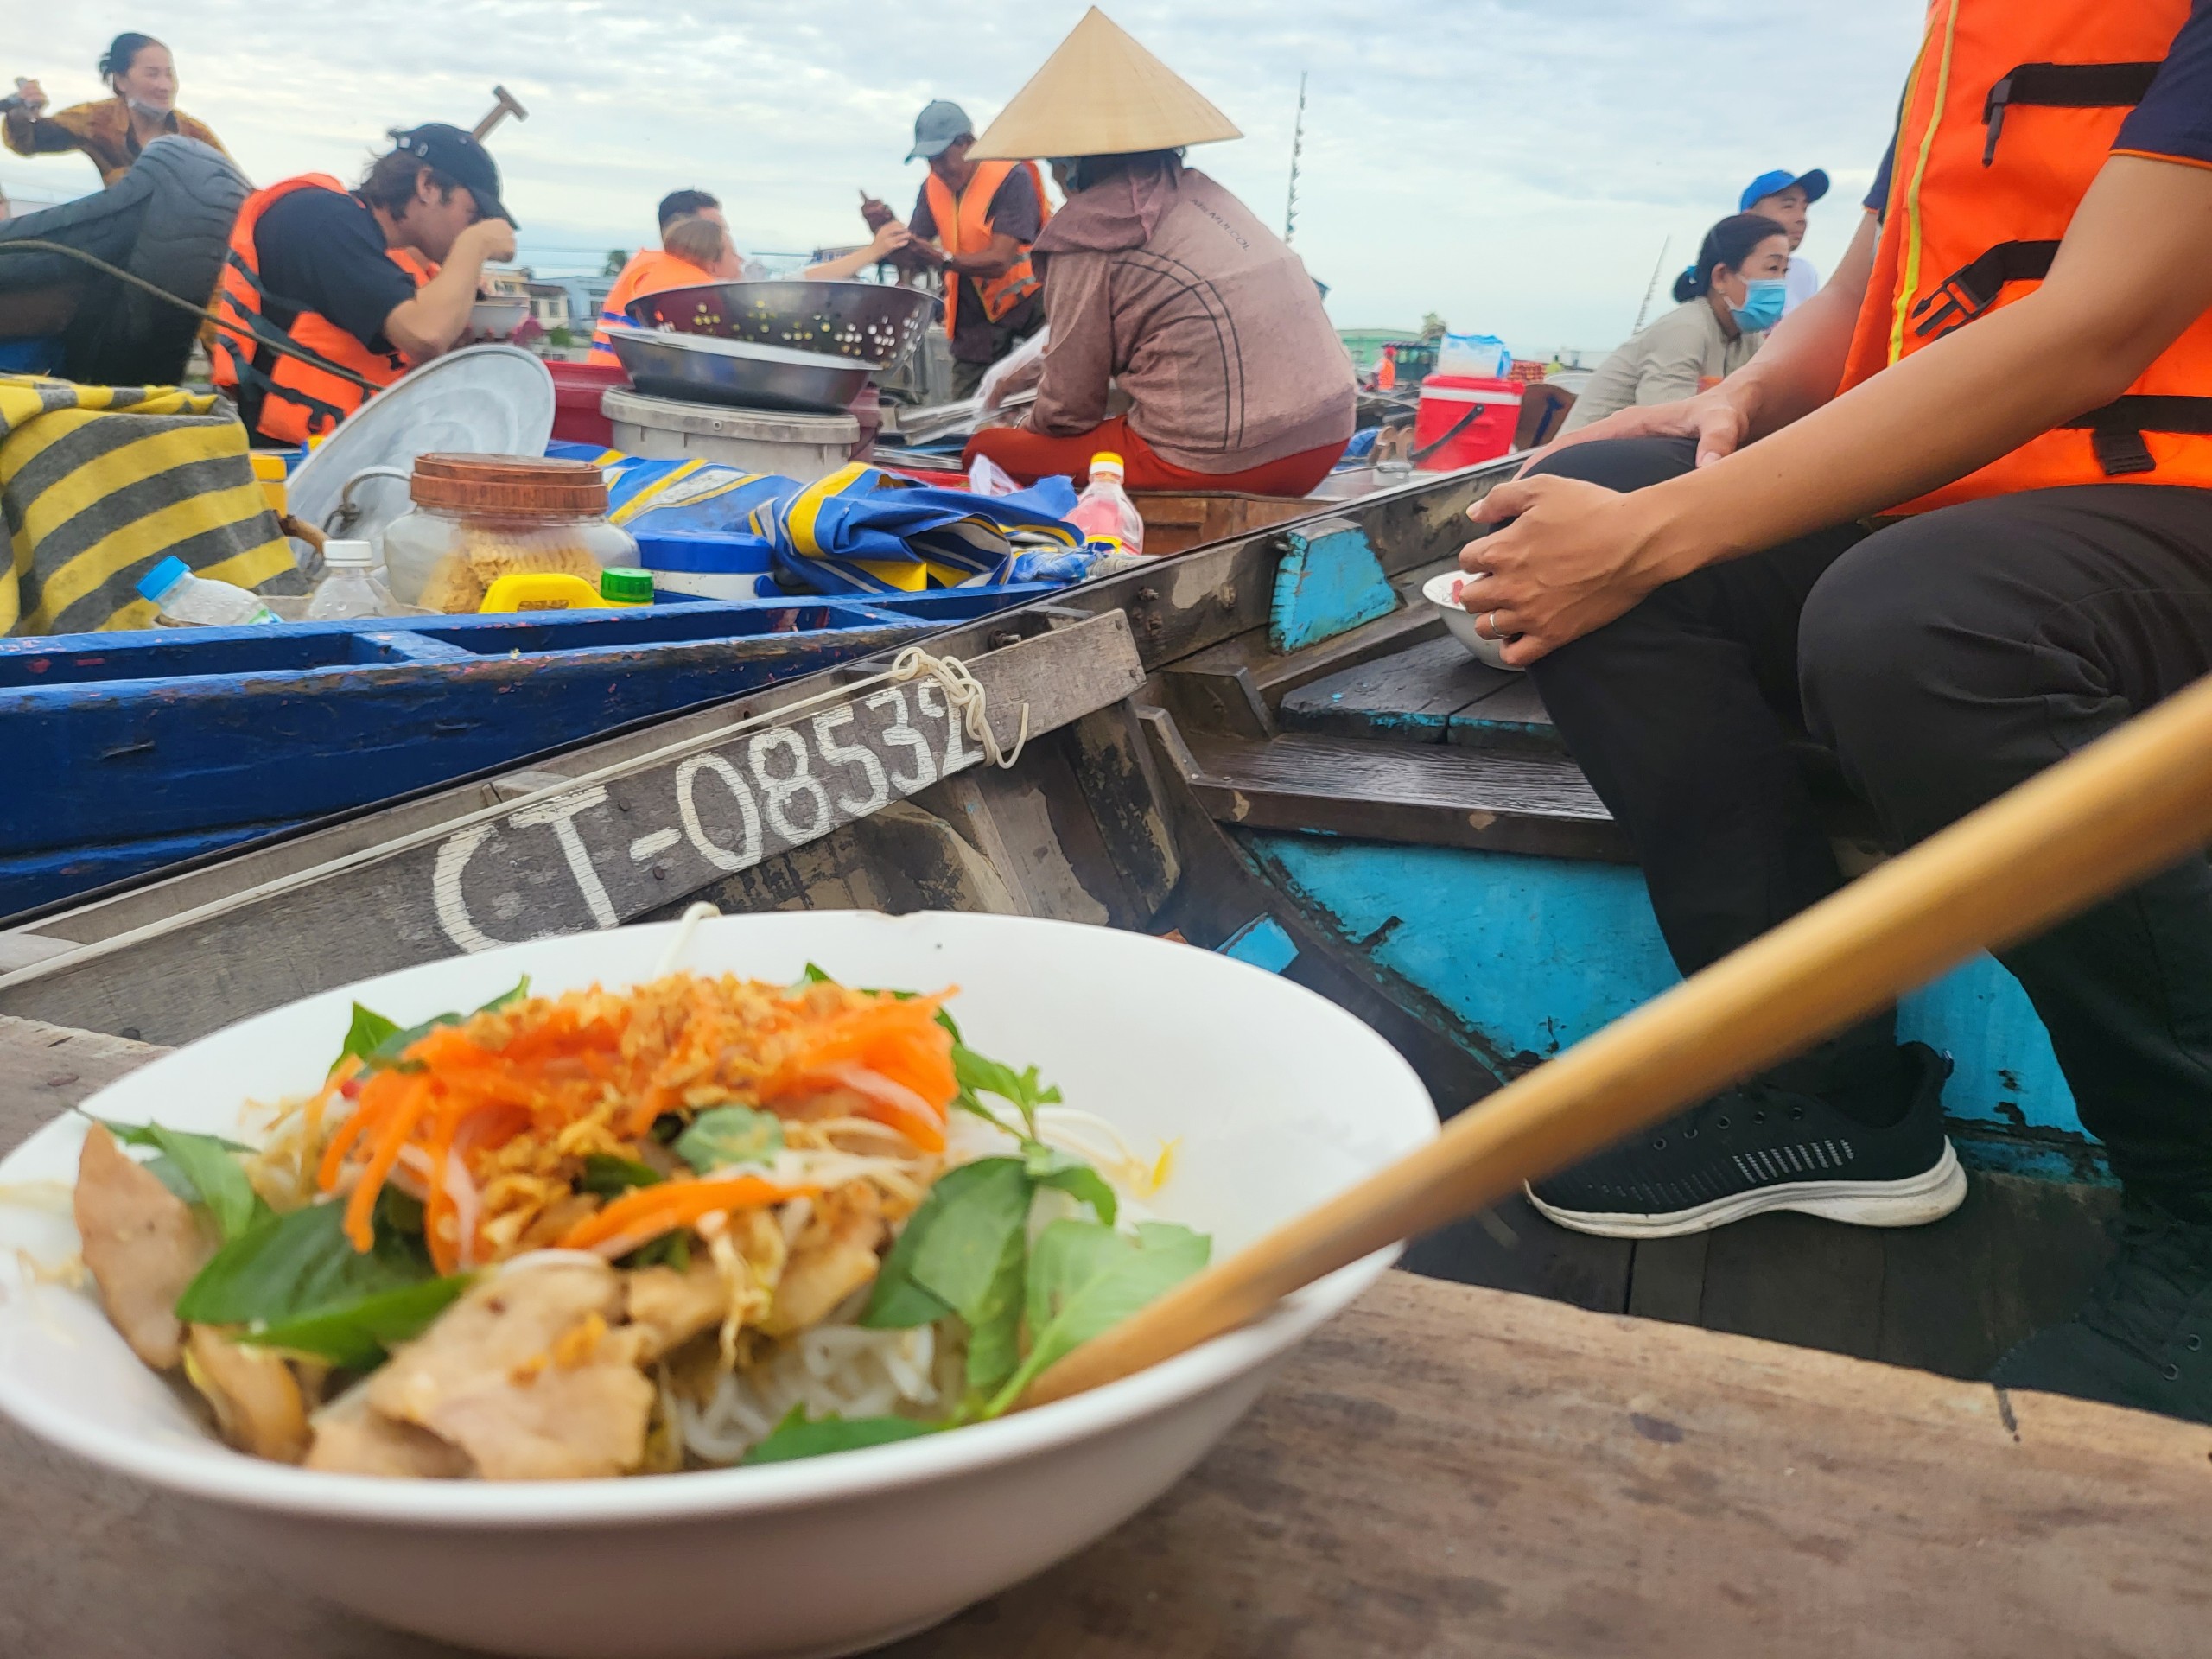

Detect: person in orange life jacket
[1454, 0, 2212, 1424]
[589, 188, 912, 361]
[900, 99, 1048, 399]
[211, 124, 515, 446]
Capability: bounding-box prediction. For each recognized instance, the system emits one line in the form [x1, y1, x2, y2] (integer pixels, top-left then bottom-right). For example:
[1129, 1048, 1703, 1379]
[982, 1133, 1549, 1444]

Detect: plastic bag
[1435, 333, 1514, 378]
[968, 453, 1021, 497]
[977, 325, 1051, 411]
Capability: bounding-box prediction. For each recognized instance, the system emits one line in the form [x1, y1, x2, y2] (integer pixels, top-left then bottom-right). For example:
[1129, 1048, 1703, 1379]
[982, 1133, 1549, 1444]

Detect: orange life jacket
[588, 248, 721, 363]
[1839, 0, 2212, 512]
[209, 175, 427, 446]
[923, 160, 1052, 339]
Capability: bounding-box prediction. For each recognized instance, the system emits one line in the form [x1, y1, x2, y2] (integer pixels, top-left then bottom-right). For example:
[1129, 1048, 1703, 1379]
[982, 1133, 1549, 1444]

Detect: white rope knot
[887, 645, 1031, 770]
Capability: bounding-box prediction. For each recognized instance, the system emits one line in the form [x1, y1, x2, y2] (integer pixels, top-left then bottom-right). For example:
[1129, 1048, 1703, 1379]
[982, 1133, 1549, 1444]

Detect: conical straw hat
[967, 8, 1243, 161]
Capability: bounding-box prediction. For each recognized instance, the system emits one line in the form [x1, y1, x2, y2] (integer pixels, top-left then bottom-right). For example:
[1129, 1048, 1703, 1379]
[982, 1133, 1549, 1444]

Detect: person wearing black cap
[1738, 167, 1830, 315]
[208, 123, 518, 445]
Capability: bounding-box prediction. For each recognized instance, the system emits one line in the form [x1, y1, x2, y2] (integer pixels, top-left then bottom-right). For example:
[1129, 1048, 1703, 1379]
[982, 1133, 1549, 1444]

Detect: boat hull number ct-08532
[437, 677, 980, 950]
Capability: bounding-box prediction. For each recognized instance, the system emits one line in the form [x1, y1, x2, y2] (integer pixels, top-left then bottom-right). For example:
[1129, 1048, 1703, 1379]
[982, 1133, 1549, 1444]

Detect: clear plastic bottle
[304, 539, 397, 620]
[134, 556, 278, 627]
[1066, 452, 1146, 556]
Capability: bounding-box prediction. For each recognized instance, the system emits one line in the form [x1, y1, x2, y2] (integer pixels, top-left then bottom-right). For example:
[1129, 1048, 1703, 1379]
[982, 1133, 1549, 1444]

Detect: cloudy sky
[6, 1, 1923, 352]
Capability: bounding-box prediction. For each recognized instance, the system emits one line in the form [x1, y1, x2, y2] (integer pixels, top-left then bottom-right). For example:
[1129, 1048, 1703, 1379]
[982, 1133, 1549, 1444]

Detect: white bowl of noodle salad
[0, 910, 1437, 1659]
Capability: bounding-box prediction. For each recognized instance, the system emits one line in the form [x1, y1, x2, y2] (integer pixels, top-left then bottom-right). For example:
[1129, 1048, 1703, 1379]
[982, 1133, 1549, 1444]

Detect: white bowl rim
[0, 912, 1426, 1529]
[1421, 569, 1469, 609]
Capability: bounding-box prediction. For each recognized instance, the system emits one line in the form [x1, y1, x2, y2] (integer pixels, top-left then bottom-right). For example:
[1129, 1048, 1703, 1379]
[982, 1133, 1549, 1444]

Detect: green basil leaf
[963, 1222, 1029, 1395]
[674, 1106, 784, 1174]
[363, 976, 531, 1073]
[177, 1198, 433, 1329]
[905, 1157, 1031, 1321]
[985, 1220, 1211, 1418]
[86, 1115, 251, 1154]
[860, 1157, 1025, 1329]
[739, 1406, 932, 1465]
[581, 1154, 664, 1197]
[334, 1002, 401, 1073]
[238, 1274, 473, 1370]
[146, 1124, 269, 1243]
[143, 1154, 199, 1205]
[1025, 1145, 1117, 1227]
[952, 1044, 1062, 1135]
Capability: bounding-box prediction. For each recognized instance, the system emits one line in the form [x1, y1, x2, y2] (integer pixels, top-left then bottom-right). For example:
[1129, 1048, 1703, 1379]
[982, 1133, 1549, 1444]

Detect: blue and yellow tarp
[0, 376, 295, 635]
[548, 443, 1082, 597]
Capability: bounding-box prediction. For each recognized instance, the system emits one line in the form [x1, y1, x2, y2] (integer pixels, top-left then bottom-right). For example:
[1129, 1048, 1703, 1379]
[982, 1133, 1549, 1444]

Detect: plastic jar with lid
[381, 454, 638, 613]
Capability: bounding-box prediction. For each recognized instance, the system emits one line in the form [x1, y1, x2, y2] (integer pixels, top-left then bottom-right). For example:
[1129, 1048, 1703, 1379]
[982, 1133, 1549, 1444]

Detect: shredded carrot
[314, 975, 952, 1261]
[342, 1071, 433, 1251]
[556, 1175, 813, 1256]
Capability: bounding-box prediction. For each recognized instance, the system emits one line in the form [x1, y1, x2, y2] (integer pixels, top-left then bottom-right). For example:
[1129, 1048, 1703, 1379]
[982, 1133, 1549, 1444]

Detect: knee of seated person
[1798, 534, 1945, 745]
[1522, 435, 1700, 493]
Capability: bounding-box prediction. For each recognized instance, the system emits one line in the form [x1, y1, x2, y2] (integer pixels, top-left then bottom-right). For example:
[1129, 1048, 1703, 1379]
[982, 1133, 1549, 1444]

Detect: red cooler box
[1413, 374, 1522, 471]
[547, 359, 629, 449]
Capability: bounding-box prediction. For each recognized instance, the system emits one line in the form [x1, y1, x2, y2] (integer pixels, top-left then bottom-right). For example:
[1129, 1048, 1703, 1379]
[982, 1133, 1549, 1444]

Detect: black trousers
[1525, 437, 2212, 1208]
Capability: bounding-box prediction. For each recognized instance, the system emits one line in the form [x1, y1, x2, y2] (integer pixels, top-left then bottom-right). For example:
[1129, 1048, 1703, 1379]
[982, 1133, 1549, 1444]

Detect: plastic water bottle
[304, 539, 397, 620]
[1067, 452, 1146, 556]
[135, 555, 277, 627]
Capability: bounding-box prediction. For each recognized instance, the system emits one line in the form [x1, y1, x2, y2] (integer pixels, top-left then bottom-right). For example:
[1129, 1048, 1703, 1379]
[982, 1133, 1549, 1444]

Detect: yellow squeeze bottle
[479, 571, 605, 613]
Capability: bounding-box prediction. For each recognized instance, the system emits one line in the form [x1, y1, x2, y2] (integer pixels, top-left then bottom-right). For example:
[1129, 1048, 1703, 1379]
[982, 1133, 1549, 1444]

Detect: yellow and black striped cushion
[0, 376, 298, 635]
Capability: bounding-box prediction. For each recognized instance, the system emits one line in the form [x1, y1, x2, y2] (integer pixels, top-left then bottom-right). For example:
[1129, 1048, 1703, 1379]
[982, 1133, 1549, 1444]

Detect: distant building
[483, 268, 573, 331]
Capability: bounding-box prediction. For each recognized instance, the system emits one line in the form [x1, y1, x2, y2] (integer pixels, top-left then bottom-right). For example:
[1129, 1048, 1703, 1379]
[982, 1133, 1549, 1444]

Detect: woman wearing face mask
[1557, 213, 1790, 435]
[3, 33, 228, 188]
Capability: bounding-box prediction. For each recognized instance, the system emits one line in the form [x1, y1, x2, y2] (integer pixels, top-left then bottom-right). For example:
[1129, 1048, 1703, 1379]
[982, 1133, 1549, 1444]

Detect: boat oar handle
[1023, 664, 2212, 1408]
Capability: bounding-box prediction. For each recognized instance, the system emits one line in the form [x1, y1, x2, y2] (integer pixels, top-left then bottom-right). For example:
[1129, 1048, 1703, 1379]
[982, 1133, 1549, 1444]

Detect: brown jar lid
[410, 454, 608, 515]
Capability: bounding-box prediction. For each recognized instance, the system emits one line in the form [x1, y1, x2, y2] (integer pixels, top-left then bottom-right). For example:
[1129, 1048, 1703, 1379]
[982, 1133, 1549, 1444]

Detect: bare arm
[1465, 156, 2212, 664]
[944, 231, 1024, 279]
[380, 219, 513, 363]
[803, 221, 912, 281]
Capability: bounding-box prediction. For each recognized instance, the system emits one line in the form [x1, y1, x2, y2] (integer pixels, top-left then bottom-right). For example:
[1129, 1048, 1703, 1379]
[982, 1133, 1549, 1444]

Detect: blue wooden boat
[0, 584, 1052, 918]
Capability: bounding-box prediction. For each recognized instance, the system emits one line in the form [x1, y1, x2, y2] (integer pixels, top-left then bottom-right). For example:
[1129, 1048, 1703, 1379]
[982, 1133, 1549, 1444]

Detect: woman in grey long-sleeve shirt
[1561, 214, 1793, 435]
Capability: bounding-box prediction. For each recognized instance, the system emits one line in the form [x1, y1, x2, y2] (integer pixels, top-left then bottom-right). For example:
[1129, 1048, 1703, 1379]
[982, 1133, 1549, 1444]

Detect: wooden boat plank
[0, 613, 1146, 1045]
[1179, 729, 1629, 863]
[1446, 674, 1560, 751]
[5, 1023, 2202, 1659]
[1278, 635, 1519, 743]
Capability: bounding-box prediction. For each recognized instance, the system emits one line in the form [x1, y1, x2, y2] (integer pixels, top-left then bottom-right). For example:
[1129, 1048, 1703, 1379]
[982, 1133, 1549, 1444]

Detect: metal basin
[601, 327, 874, 414]
[625, 280, 941, 372]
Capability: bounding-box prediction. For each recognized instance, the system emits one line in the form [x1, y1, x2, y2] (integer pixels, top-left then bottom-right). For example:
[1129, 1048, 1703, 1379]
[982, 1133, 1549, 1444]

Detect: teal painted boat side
[1240, 831, 2105, 1183]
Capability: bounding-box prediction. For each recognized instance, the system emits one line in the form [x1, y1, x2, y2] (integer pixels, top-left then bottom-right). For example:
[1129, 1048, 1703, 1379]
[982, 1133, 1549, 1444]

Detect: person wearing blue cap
[1739, 167, 1829, 315]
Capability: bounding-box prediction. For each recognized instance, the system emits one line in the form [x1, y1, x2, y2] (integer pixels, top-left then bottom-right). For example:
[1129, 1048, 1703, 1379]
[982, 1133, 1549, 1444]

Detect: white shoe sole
[1526, 1141, 1968, 1240]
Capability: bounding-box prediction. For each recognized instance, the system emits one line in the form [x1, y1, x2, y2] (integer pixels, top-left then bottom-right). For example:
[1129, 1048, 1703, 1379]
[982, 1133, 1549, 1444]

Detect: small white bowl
[0, 910, 1436, 1659]
[1423, 568, 1523, 672]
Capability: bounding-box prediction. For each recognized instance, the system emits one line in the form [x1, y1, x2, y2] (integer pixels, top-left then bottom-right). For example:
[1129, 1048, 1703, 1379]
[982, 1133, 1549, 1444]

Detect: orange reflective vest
[1840, 0, 2212, 512]
[588, 248, 721, 363]
[209, 175, 426, 446]
[923, 160, 1051, 339]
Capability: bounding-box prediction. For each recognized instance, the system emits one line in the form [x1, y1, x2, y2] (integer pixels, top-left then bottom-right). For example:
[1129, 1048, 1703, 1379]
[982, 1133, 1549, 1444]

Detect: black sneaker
[1526, 1042, 1965, 1239]
[1988, 1198, 2212, 1425]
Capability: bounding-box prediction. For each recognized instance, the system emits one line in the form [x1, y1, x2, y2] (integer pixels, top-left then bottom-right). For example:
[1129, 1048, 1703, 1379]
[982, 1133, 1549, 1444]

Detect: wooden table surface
[5, 1014, 2209, 1659]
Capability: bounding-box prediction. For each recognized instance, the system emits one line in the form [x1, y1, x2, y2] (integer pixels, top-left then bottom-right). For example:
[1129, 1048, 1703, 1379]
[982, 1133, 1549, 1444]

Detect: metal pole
[1284, 73, 1308, 244]
[1630, 235, 1672, 334]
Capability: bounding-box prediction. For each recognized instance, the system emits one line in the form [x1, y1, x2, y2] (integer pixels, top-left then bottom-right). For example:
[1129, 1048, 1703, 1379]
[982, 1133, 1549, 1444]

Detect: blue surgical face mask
[1731, 277, 1788, 334]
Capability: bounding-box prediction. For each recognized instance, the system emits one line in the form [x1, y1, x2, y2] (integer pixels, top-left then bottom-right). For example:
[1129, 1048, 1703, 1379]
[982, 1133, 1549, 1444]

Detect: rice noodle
[675, 1312, 957, 1465]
